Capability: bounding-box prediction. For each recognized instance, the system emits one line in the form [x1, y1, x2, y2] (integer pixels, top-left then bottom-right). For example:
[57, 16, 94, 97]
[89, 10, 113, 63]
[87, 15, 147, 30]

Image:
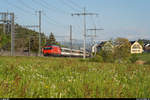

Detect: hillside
[0, 24, 74, 53]
[0, 24, 46, 53]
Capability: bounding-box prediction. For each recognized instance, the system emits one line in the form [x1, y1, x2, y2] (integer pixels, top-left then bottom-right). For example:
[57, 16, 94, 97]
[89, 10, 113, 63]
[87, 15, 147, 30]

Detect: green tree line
[0, 24, 61, 53]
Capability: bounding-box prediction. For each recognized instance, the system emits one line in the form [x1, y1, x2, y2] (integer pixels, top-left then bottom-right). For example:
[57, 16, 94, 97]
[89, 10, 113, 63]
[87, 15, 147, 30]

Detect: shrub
[114, 38, 131, 61]
[99, 50, 114, 63]
[129, 54, 139, 63]
[145, 60, 150, 65]
[89, 55, 103, 62]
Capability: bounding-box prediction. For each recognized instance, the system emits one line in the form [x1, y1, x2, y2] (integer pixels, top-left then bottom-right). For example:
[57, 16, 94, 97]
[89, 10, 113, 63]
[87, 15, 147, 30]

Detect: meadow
[0, 56, 150, 98]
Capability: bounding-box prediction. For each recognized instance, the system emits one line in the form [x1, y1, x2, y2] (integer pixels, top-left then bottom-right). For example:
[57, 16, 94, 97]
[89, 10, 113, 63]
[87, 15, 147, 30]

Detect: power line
[2, 1, 25, 16]
[59, 0, 81, 12]
[43, 14, 68, 29]
[90, 15, 96, 28]
[67, 0, 83, 9]
[32, 0, 68, 15]
[71, 17, 83, 32]
[71, 14, 83, 36]
[5, 0, 34, 15]
[42, 0, 69, 15]
[17, 0, 36, 11]
[32, 0, 68, 28]
[95, 15, 102, 29]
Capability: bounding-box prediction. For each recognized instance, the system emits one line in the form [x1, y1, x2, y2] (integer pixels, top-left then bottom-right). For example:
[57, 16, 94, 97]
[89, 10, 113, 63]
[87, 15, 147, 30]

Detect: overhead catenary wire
[5, 0, 35, 16]
[12, 0, 82, 36]
[32, 0, 69, 38]
[2, 0, 26, 16]
[5, 1, 84, 33]
[90, 15, 96, 28]
[42, 0, 69, 15]
[43, 14, 68, 29]
[17, 0, 37, 11]
[67, 0, 83, 10]
[58, 0, 81, 12]
[72, 17, 83, 32]
[2, 0, 87, 46]
[32, 0, 68, 15]
[32, 0, 68, 29]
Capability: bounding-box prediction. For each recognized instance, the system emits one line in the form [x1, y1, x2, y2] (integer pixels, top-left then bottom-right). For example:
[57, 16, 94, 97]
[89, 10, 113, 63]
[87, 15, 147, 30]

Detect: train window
[44, 47, 52, 50]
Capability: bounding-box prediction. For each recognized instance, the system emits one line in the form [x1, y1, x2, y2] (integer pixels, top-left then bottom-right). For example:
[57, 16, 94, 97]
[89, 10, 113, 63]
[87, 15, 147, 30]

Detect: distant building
[102, 41, 114, 52]
[91, 41, 106, 53]
[92, 40, 144, 55]
[92, 44, 98, 53]
[130, 41, 143, 54]
[144, 44, 150, 53]
[91, 41, 114, 55]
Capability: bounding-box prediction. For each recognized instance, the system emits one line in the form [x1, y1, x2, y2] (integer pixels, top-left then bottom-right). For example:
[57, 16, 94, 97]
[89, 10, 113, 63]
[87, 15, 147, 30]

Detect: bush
[99, 50, 114, 63]
[89, 55, 103, 62]
[129, 54, 139, 63]
[144, 60, 150, 65]
[114, 38, 131, 60]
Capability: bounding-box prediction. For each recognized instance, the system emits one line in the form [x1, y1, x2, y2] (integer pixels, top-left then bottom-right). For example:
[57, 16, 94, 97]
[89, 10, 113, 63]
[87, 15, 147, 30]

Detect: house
[144, 44, 150, 53]
[92, 40, 143, 54]
[102, 41, 114, 52]
[130, 41, 143, 54]
[91, 41, 114, 55]
[92, 43, 98, 53]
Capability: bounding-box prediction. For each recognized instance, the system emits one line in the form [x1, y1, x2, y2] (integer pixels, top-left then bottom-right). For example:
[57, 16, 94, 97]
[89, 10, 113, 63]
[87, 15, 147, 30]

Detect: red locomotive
[43, 45, 61, 56]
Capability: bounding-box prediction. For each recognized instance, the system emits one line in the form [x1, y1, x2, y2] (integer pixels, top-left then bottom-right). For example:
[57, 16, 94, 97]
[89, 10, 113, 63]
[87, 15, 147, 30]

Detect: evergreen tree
[47, 32, 56, 45]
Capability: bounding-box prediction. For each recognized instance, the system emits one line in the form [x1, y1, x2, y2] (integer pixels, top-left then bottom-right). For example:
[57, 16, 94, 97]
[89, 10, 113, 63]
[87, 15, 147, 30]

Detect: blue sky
[0, 0, 150, 42]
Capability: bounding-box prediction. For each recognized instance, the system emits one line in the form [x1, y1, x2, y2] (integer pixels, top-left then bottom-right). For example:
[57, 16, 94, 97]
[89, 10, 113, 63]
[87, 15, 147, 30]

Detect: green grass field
[0, 56, 150, 98]
[137, 53, 150, 63]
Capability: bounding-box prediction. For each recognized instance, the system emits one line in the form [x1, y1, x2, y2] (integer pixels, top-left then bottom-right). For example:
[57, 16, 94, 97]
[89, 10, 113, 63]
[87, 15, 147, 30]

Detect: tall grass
[0, 56, 150, 98]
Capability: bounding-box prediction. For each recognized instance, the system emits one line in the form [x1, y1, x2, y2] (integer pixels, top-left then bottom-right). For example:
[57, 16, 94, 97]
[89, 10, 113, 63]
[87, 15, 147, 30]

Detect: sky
[0, 0, 150, 43]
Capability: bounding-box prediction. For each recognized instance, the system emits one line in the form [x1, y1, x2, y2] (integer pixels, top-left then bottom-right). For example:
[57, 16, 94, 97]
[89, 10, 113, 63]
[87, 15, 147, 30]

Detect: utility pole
[1, 13, 10, 34]
[38, 10, 42, 56]
[70, 25, 73, 57]
[3, 13, 11, 34]
[71, 7, 98, 59]
[0, 12, 15, 56]
[10, 13, 15, 56]
[3, 13, 6, 34]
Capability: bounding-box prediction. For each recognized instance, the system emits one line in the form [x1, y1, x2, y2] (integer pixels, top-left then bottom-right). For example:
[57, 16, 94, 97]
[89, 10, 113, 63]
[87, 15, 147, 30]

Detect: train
[42, 45, 90, 57]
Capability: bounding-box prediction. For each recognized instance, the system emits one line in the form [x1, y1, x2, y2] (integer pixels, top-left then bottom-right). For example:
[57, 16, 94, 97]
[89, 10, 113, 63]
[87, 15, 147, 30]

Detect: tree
[0, 34, 10, 50]
[138, 39, 150, 45]
[114, 37, 131, 61]
[30, 37, 39, 54]
[138, 40, 144, 47]
[47, 32, 56, 45]
[100, 41, 114, 62]
[0, 23, 48, 54]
